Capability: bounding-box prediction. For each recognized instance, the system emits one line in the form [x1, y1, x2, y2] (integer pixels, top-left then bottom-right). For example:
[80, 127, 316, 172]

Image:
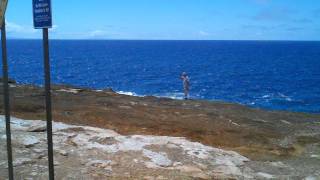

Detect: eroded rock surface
[0, 116, 286, 179]
[1, 116, 319, 179]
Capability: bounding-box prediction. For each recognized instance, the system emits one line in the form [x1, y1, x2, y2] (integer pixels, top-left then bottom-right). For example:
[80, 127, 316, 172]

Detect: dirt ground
[1, 83, 320, 162]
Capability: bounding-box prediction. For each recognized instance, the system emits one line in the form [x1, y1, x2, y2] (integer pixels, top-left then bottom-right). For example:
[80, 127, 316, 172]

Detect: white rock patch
[0, 115, 257, 179]
[143, 149, 172, 167]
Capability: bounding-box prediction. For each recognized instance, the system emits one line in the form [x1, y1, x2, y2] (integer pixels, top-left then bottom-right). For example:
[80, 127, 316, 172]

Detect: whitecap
[262, 95, 271, 98]
[278, 93, 294, 102]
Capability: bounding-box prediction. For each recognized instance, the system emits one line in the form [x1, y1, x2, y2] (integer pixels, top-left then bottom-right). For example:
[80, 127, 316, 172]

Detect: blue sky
[5, 0, 320, 40]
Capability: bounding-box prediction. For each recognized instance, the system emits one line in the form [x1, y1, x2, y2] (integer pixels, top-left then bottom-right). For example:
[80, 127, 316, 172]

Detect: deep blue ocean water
[2, 40, 320, 113]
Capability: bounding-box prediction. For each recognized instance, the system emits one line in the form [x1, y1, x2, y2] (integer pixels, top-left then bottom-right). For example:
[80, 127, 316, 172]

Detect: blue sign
[32, 0, 52, 29]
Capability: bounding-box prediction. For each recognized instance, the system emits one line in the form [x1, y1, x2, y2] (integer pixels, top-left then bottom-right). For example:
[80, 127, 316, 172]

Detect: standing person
[180, 72, 190, 100]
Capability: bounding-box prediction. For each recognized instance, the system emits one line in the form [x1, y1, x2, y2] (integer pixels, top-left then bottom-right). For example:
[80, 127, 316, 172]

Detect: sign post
[32, 0, 54, 179]
[0, 0, 7, 25]
[0, 0, 14, 180]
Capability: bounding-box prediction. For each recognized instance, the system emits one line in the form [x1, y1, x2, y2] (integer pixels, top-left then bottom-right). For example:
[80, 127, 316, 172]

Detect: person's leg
[184, 88, 189, 100]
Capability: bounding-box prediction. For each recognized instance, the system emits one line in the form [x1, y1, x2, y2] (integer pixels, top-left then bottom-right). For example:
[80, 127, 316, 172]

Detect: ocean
[2, 40, 320, 113]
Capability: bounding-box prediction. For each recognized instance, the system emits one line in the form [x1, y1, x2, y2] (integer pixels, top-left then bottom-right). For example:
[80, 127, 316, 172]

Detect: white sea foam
[116, 91, 187, 100]
[261, 93, 294, 102]
[155, 92, 185, 100]
[279, 93, 293, 102]
[262, 95, 271, 98]
[117, 91, 144, 97]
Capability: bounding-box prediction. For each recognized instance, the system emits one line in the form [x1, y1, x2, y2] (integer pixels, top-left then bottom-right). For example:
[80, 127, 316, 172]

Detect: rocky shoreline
[0, 81, 320, 179]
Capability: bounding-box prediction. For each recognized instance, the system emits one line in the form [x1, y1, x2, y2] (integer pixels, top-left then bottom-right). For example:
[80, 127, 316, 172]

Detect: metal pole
[1, 18, 14, 180]
[42, 28, 54, 180]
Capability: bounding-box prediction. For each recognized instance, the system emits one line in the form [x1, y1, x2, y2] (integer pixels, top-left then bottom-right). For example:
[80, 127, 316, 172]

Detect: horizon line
[6, 38, 320, 42]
